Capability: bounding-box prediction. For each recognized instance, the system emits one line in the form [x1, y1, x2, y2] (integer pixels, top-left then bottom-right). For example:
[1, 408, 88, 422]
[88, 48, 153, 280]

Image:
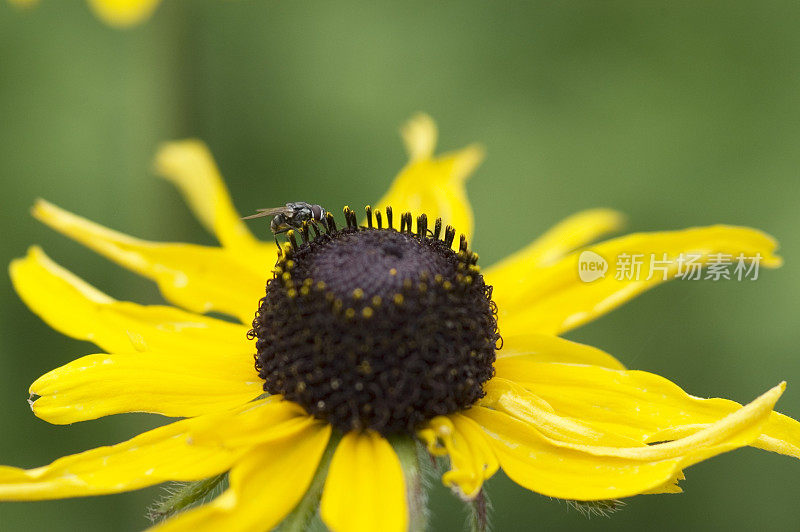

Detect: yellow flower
[1, 114, 799, 531]
[8, 0, 162, 28]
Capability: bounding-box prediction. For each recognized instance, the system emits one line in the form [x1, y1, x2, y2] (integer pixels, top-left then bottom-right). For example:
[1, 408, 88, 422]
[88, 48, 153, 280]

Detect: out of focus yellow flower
[8, 0, 162, 28]
[88, 0, 161, 27]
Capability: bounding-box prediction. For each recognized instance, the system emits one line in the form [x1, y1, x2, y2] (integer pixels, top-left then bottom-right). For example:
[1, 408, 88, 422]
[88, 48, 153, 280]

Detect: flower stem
[467, 489, 491, 532]
[391, 437, 429, 532]
[277, 432, 342, 532]
[147, 473, 226, 523]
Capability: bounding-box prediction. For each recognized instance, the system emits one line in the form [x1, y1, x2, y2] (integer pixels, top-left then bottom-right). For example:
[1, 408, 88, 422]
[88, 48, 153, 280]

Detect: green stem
[277, 432, 342, 532]
[391, 437, 429, 532]
[147, 473, 227, 523]
[467, 489, 490, 532]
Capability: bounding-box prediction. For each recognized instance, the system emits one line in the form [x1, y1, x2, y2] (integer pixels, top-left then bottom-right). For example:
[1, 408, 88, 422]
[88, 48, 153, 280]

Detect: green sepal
[146, 473, 227, 523]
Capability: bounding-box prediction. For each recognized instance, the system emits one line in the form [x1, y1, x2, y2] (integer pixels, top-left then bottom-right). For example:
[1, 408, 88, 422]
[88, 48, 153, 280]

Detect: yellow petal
[487, 208, 625, 275]
[753, 411, 800, 459]
[154, 140, 269, 261]
[87, 0, 161, 27]
[150, 422, 331, 532]
[542, 383, 784, 461]
[498, 332, 625, 370]
[0, 414, 243, 501]
[32, 200, 266, 323]
[10, 246, 250, 354]
[466, 382, 783, 500]
[481, 378, 640, 447]
[321, 431, 407, 532]
[492, 376, 785, 460]
[479, 377, 556, 415]
[498, 359, 800, 459]
[29, 350, 262, 424]
[187, 398, 317, 449]
[372, 114, 482, 243]
[401, 113, 437, 161]
[468, 405, 677, 500]
[642, 471, 685, 494]
[418, 415, 498, 500]
[493, 225, 782, 335]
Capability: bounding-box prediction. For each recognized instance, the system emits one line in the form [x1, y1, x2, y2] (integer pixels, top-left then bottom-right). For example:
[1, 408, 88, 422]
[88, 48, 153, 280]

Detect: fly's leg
[310, 220, 322, 239]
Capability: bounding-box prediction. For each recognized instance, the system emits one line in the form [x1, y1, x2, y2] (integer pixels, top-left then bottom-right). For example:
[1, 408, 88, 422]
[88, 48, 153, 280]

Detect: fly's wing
[241, 206, 293, 220]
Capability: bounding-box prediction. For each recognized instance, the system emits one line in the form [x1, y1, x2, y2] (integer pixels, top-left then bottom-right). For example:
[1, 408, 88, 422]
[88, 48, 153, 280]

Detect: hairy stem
[392, 436, 430, 532]
[467, 489, 491, 532]
[147, 473, 227, 523]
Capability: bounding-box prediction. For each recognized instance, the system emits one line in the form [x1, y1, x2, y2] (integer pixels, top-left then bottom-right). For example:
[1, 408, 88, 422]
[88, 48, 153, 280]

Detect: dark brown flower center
[250, 207, 499, 435]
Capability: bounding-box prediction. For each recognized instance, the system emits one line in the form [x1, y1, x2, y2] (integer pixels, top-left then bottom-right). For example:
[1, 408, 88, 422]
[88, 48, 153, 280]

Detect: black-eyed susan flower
[8, 0, 162, 28]
[2, 114, 799, 531]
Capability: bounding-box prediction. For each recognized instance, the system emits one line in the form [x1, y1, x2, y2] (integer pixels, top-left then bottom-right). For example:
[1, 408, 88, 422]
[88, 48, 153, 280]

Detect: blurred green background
[1, 1, 799, 530]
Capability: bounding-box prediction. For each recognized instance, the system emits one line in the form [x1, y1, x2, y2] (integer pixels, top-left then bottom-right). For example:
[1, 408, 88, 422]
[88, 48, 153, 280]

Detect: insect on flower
[242, 202, 328, 247]
[1, 115, 799, 532]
